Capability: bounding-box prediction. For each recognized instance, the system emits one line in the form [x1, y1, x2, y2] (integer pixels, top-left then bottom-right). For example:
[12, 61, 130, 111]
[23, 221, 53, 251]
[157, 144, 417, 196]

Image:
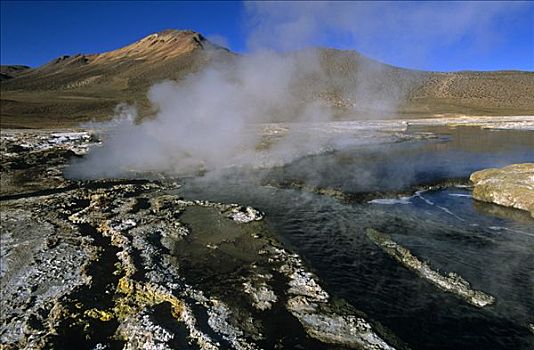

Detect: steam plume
[67, 1, 527, 178]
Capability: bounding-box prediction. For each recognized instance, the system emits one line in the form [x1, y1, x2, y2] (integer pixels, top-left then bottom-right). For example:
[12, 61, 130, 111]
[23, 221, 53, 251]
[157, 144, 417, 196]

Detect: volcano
[1, 29, 533, 128]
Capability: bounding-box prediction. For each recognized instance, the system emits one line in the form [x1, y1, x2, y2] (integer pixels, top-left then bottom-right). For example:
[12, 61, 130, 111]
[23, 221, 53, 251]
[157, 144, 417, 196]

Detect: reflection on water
[179, 126, 534, 350]
[263, 126, 534, 193]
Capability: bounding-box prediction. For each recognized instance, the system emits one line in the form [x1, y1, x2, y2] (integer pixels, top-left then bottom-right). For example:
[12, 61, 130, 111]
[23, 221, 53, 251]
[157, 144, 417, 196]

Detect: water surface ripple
[180, 126, 534, 349]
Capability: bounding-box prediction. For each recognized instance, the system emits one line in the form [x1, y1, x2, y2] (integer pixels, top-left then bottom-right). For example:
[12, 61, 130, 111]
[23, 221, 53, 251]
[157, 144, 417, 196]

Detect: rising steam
[66, 1, 526, 178]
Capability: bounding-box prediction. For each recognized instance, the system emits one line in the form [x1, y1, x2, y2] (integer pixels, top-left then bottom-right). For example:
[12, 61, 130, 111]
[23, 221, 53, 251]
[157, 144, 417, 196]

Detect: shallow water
[178, 126, 534, 349]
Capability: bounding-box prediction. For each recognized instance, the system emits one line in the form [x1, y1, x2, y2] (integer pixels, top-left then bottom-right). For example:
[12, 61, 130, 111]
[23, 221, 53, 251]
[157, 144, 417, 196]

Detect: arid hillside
[1, 29, 533, 128]
[0, 65, 30, 81]
[312, 50, 534, 117]
[1, 30, 233, 128]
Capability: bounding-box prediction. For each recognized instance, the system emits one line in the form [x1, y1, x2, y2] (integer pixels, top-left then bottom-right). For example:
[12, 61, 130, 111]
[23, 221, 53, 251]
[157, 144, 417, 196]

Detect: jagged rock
[116, 310, 175, 350]
[366, 228, 495, 307]
[206, 300, 259, 350]
[225, 206, 264, 223]
[298, 313, 395, 350]
[242, 274, 277, 311]
[470, 163, 534, 217]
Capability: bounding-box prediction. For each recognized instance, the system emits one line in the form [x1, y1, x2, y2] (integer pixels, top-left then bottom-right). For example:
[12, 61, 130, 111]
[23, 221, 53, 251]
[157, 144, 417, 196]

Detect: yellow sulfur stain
[85, 308, 114, 322]
[114, 276, 183, 320]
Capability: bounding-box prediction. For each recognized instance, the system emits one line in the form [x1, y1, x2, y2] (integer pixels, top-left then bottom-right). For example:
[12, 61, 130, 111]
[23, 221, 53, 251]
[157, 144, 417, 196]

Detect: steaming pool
[177, 125, 534, 350]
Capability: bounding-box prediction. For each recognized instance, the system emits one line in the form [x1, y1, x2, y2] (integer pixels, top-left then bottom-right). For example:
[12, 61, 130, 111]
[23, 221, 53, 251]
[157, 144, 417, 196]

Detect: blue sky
[1, 1, 533, 71]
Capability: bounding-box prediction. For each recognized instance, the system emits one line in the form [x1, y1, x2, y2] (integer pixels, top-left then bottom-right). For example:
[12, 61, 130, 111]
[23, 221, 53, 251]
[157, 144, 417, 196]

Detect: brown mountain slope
[1, 30, 233, 128]
[1, 29, 533, 128]
[299, 49, 534, 118]
[0, 65, 31, 81]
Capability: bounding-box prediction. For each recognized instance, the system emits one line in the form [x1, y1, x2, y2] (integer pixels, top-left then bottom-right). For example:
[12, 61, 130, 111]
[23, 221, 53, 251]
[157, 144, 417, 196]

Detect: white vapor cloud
[66, 1, 527, 178]
[245, 1, 529, 69]
[68, 50, 335, 177]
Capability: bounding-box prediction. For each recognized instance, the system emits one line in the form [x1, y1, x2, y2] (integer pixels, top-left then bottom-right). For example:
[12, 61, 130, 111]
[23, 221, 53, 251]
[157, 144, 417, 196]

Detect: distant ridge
[1, 29, 533, 128]
[0, 65, 30, 81]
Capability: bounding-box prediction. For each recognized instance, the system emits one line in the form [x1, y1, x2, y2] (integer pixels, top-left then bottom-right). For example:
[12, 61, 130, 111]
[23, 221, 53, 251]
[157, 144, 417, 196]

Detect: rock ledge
[470, 163, 534, 217]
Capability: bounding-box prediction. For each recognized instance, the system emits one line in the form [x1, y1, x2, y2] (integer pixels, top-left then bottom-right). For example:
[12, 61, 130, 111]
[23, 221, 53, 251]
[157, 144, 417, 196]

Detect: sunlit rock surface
[470, 163, 534, 217]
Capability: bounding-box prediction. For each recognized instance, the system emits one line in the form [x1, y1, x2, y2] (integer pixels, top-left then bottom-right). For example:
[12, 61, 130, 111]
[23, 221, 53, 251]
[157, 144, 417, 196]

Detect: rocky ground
[0, 130, 404, 349]
[1, 117, 533, 349]
[470, 163, 534, 218]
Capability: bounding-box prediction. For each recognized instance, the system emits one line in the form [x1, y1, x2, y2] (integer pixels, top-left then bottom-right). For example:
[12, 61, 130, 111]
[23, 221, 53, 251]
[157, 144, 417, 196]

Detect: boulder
[470, 163, 534, 217]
